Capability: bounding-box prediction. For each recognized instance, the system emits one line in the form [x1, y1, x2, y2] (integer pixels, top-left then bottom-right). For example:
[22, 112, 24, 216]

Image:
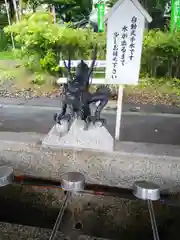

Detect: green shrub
[0, 29, 10, 51]
[4, 11, 104, 75]
[142, 29, 180, 81]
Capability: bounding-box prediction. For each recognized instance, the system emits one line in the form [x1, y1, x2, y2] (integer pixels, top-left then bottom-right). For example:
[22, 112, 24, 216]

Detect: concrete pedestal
[42, 119, 114, 152]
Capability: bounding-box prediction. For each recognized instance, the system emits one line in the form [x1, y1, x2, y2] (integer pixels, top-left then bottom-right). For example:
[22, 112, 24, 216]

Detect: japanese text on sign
[112, 32, 119, 79]
[120, 25, 128, 66]
[129, 16, 137, 61]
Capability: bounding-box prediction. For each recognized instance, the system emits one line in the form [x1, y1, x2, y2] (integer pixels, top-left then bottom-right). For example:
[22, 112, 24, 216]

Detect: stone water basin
[0, 183, 179, 239]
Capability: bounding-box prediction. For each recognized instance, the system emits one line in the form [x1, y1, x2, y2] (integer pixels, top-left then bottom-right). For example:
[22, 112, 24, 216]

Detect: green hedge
[4, 12, 180, 84]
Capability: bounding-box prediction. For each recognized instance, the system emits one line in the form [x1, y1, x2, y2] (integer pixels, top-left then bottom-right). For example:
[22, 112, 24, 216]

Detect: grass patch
[0, 51, 15, 60]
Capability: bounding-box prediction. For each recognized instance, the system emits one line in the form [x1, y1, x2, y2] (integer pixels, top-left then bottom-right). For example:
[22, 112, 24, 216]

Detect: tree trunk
[12, 0, 19, 21]
[4, 0, 15, 49]
[8, 0, 15, 20]
[18, 0, 22, 20]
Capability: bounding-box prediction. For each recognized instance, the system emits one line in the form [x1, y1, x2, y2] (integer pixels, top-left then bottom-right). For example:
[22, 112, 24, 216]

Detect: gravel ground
[124, 87, 180, 106]
[0, 79, 60, 99]
[0, 75, 179, 106]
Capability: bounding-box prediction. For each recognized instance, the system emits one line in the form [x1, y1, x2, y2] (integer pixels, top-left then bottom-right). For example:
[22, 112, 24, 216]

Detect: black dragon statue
[54, 45, 110, 131]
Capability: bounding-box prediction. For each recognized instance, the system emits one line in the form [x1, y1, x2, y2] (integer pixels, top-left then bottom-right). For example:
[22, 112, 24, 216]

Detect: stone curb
[0, 222, 109, 240]
[0, 132, 180, 191]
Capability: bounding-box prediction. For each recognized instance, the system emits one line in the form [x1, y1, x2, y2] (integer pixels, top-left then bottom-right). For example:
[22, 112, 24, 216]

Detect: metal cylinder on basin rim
[0, 166, 14, 187]
[61, 172, 85, 192]
[133, 180, 160, 201]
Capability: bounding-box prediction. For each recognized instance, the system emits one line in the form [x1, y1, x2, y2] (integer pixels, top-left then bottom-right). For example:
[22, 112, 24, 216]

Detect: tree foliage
[0, 0, 92, 23]
[23, 0, 42, 12]
[0, 0, 171, 30]
[4, 12, 103, 74]
[4, 10, 180, 83]
[106, 0, 169, 29]
[47, 0, 92, 22]
[106, 0, 118, 8]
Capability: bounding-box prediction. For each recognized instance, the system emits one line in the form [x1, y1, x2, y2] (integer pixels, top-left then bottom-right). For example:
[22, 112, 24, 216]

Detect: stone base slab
[42, 119, 114, 152]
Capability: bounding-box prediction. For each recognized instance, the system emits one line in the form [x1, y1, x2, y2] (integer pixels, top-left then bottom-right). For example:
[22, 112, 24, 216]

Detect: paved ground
[0, 98, 180, 145]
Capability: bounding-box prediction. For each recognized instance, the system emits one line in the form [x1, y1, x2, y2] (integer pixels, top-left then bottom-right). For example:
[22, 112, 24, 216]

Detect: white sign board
[105, 0, 145, 85]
